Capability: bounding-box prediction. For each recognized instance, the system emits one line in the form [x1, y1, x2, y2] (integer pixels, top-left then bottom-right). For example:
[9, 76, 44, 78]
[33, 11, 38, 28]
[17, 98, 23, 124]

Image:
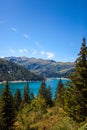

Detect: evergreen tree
[46, 85, 53, 107]
[65, 38, 87, 122]
[14, 104, 30, 130]
[70, 37, 87, 88]
[31, 96, 47, 114]
[38, 81, 53, 107]
[22, 82, 30, 105]
[55, 78, 65, 107]
[0, 80, 15, 130]
[38, 81, 48, 104]
[38, 81, 47, 99]
[13, 89, 22, 111]
[21, 82, 34, 108]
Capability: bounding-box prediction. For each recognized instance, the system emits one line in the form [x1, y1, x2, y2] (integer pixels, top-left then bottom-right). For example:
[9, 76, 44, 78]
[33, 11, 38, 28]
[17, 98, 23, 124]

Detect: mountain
[4, 57, 75, 78]
[0, 58, 44, 82]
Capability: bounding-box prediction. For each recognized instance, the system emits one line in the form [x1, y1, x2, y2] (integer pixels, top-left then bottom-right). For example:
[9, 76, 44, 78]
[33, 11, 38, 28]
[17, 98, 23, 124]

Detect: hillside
[4, 57, 75, 78]
[0, 58, 44, 82]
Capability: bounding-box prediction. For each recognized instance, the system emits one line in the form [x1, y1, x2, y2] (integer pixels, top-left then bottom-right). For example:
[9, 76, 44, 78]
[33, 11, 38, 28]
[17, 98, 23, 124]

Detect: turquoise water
[0, 78, 68, 97]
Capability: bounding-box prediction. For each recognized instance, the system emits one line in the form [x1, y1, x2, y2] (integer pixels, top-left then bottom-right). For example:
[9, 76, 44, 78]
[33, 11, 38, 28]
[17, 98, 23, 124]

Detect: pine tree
[38, 81, 47, 100]
[38, 81, 53, 107]
[14, 104, 30, 130]
[55, 78, 65, 107]
[0, 80, 15, 130]
[65, 38, 87, 122]
[13, 89, 22, 111]
[21, 82, 34, 108]
[46, 85, 53, 107]
[70, 37, 87, 89]
[22, 82, 30, 105]
[31, 96, 47, 114]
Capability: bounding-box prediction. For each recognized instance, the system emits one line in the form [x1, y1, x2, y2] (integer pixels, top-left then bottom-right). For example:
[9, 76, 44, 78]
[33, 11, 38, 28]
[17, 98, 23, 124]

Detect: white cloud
[46, 52, 54, 59]
[9, 49, 15, 53]
[0, 56, 4, 58]
[40, 51, 54, 59]
[40, 51, 45, 55]
[19, 49, 28, 53]
[24, 34, 30, 39]
[11, 27, 17, 32]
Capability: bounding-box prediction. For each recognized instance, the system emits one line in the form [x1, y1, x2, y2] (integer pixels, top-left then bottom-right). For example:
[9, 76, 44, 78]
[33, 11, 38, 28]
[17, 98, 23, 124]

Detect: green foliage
[29, 106, 78, 130]
[71, 38, 87, 89]
[51, 116, 78, 130]
[65, 38, 87, 122]
[38, 81, 53, 107]
[55, 78, 65, 107]
[38, 81, 47, 98]
[21, 83, 34, 109]
[22, 83, 31, 104]
[78, 123, 87, 130]
[0, 81, 15, 130]
[14, 104, 30, 130]
[15, 97, 46, 130]
[14, 89, 22, 111]
[46, 85, 53, 107]
[0, 58, 44, 81]
[30, 96, 47, 114]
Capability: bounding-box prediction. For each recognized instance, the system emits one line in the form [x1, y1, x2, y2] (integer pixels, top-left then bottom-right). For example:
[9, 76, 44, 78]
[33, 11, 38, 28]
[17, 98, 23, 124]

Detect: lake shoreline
[0, 77, 69, 84]
[0, 78, 69, 97]
[0, 80, 40, 84]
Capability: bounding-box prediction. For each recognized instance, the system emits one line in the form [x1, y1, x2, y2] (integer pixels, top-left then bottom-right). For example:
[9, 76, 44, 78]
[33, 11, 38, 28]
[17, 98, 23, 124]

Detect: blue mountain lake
[0, 78, 69, 97]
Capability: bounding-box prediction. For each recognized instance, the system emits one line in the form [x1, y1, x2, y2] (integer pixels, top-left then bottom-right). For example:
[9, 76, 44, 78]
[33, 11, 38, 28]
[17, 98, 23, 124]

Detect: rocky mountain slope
[4, 57, 75, 78]
[0, 58, 44, 81]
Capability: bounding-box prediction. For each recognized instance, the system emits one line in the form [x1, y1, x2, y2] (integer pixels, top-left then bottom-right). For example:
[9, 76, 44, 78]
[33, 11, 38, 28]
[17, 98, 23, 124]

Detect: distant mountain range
[0, 58, 44, 82]
[4, 57, 75, 78]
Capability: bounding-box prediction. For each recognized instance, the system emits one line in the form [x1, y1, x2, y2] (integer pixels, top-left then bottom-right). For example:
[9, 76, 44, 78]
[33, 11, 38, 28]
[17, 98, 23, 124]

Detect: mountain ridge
[4, 57, 75, 78]
[0, 58, 44, 82]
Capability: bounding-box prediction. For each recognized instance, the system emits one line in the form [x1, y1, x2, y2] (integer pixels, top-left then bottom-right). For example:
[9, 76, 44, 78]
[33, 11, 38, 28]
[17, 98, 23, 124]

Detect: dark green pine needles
[65, 38, 87, 122]
[0, 81, 15, 130]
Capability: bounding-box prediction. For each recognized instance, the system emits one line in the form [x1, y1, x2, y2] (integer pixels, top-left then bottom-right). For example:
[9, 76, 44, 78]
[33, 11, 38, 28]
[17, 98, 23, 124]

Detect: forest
[0, 38, 87, 130]
[0, 58, 44, 82]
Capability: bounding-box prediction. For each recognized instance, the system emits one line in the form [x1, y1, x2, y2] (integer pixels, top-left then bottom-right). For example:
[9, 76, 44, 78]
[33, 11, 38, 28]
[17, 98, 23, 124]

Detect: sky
[0, 0, 87, 62]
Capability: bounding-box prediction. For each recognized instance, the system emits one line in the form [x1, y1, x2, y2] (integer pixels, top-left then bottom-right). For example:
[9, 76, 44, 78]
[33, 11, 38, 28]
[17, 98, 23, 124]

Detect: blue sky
[0, 0, 87, 62]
